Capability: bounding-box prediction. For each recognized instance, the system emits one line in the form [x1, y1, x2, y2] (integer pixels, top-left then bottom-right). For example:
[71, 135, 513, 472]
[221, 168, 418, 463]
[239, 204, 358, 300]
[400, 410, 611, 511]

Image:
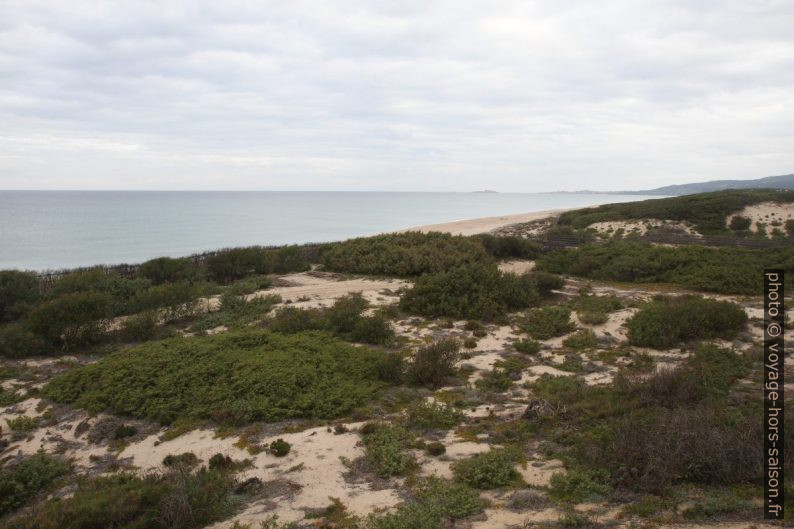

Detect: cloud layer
[1, 0, 793, 191]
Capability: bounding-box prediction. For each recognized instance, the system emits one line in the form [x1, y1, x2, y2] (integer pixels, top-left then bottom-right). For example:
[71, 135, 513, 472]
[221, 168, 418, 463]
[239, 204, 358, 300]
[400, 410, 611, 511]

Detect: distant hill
[627, 173, 794, 196]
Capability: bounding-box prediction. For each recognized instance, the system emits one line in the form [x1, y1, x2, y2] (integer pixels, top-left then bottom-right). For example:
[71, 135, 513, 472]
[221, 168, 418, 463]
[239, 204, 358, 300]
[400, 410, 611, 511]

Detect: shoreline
[396, 208, 569, 236]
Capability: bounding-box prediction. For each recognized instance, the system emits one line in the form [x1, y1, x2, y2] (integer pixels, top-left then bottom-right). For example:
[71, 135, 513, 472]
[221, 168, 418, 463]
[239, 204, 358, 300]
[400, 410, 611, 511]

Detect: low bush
[513, 338, 541, 355]
[626, 295, 747, 348]
[44, 329, 394, 425]
[0, 453, 70, 516]
[562, 329, 598, 350]
[7, 415, 41, 432]
[425, 442, 446, 456]
[405, 401, 464, 431]
[536, 240, 794, 295]
[0, 270, 41, 323]
[523, 306, 576, 340]
[120, 311, 158, 342]
[192, 294, 281, 333]
[269, 439, 291, 457]
[549, 468, 610, 503]
[368, 477, 485, 529]
[571, 294, 622, 327]
[361, 423, 414, 478]
[473, 234, 541, 259]
[0, 323, 48, 358]
[451, 448, 523, 489]
[729, 215, 752, 231]
[267, 294, 394, 346]
[321, 232, 490, 276]
[27, 291, 114, 348]
[400, 264, 542, 320]
[139, 256, 197, 285]
[406, 338, 460, 388]
[5, 468, 242, 529]
[129, 282, 202, 320]
[162, 452, 199, 468]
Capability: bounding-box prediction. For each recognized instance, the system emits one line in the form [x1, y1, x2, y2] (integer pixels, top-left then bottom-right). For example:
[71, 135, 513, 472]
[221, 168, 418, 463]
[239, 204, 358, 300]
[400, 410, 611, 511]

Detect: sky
[0, 0, 792, 192]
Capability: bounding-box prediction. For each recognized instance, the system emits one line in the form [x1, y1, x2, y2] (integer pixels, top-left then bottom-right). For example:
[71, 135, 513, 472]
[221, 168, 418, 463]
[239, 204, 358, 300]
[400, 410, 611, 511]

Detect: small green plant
[451, 448, 523, 489]
[6, 415, 40, 432]
[523, 306, 575, 340]
[562, 329, 598, 350]
[269, 439, 291, 457]
[425, 442, 446, 456]
[549, 468, 610, 503]
[513, 338, 540, 355]
[406, 338, 460, 388]
[405, 401, 464, 431]
[162, 452, 200, 468]
[0, 452, 70, 515]
[361, 423, 414, 478]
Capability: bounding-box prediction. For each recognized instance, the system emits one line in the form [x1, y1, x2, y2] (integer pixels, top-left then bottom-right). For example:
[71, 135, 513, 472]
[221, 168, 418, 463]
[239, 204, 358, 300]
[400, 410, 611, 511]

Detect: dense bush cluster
[522, 306, 575, 340]
[471, 234, 542, 259]
[400, 265, 558, 320]
[530, 344, 792, 494]
[557, 189, 794, 234]
[361, 422, 414, 478]
[368, 477, 484, 529]
[44, 329, 395, 425]
[626, 295, 747, 349]
[405, 338, 460, 387]
[4, 468, 242, 529]
[321, 232, 491, 276]
[0, 453, 70, 516]
[536, 240, 794, 294]
[451, 448, 523, 489]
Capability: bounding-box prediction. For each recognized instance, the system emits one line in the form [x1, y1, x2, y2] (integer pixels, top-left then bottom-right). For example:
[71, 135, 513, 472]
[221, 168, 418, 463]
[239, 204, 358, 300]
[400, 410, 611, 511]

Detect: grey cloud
[0, 0, 792, 191]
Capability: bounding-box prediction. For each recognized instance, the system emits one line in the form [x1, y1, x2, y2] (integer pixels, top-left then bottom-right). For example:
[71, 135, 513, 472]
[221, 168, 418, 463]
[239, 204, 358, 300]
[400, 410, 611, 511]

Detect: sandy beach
[397, 208, 569, 236]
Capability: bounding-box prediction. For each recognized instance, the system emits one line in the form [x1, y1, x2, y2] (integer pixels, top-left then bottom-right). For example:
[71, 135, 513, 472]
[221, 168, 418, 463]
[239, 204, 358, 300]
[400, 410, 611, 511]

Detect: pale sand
[397, 208, 570, 236]
[727, 201, 794, 234]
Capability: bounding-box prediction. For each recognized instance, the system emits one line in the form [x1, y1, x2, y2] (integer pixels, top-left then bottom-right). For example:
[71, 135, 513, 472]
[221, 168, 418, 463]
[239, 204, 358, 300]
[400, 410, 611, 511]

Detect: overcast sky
[0, 0, 792, 191]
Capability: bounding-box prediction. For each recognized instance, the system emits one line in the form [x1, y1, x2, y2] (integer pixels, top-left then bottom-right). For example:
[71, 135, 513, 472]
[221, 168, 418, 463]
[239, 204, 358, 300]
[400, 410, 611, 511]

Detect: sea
[0, 191, 658, 271]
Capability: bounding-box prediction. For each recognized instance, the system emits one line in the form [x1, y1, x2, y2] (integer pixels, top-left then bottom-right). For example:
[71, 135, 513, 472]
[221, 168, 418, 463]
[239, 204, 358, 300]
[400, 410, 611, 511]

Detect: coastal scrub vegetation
[43, 329, 395, 425]
[3, 467, 245, 529]
[0, 452, 70, 516]
[536, 240, 794, 294]
[400, 264, 560, 320]
[320, 232, 491, 276]
[626, 295, 748, 349]
[556, 189, 794, 234]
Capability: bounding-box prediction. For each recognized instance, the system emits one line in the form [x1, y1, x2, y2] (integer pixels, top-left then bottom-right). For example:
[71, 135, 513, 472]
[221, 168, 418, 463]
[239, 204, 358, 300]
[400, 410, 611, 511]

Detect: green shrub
[0, 270, 41, 323]
[475, 368, 513, 393]
[7, 415, 41, 431]
[208, 453, 233, 470]
[326, 293, 369, 334]
[361, 423, 414, 478]
[626, 295, 747, 348]
[267, 306, 325, 334]
[204, 247, 272, 283]
[549, 468, 610, 503]
[536, 240, 794, 295]
[120, 311, 158, 342]
[0, 323, 48, 358]
[0, 453, 70, 515]
[577, 310, 608, 325]
[162, 452, 199, 468]
[269, 439, 291, 457]
[192, 294, 281, 333]
[405, 401, 464, 431]
[562, 329, 598, 350]
[138, 256, 196, 285]
[512, 338, 539, 355]
[729, 215, 752, 231]
[462, 337, 478, 349]
[526, 271, 565, 295]
[473, 234, 541, 259]
[406, 338, 460, 388]
[322, 232, 490, 276]
[400, 264, 540, 320]
[5, 468, 241, 529]
[368, 477, 484, 529]
[113, 424, 137, 440]
[451, 448, 523, 489]
[27, 291, 114, 348]
[523, 306, 575, 340]
[351, 314, 395, 346]
[44, 329, 394, 425]
[425, 442, 446, 456]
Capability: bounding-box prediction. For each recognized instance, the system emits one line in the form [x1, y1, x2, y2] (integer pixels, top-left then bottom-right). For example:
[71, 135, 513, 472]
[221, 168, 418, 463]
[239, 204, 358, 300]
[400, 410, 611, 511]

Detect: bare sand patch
[727, 201, 794, 234]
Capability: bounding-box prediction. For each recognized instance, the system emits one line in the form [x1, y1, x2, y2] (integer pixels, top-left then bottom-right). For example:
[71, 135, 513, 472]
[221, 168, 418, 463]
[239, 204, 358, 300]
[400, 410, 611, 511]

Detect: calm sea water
[0, 191, 657, 271]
